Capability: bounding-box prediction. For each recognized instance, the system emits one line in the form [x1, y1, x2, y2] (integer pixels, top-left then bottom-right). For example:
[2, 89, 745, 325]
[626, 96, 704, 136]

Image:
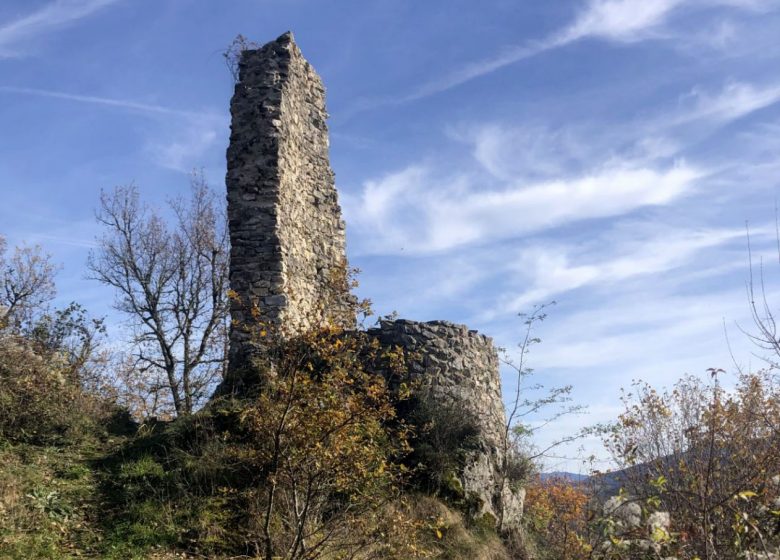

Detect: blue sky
[2, 0, 780, 470]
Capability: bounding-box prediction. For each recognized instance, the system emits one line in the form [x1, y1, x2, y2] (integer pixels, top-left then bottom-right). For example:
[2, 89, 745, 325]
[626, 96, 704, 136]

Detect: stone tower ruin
[223, 32, 523, 528]
[367, 320, 524, 526]
[225, 32, 353, 376]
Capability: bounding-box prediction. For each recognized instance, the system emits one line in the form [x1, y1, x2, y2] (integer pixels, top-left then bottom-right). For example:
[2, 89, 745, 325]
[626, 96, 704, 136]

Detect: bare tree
[744, 218, 780, 370]
[0, 236, 57, 330]
[110, 352, 176, 420]
[88, 173, 229, 416]
[497, 302, 591, 530]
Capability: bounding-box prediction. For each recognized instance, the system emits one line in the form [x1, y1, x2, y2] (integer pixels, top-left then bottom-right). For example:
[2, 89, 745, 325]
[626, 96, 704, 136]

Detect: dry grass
[388, 495, 510, 560]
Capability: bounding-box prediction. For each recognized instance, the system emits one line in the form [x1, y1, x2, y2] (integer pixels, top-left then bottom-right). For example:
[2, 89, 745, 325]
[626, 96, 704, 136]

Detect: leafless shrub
[223, 34, 259, 82]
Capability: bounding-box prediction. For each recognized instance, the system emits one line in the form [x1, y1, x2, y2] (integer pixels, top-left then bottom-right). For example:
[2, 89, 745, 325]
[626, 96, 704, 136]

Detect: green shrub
[402, 397, 483, 500]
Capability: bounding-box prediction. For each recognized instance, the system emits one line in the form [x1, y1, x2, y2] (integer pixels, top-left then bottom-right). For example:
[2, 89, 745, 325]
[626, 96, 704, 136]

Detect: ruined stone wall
[275, 37, 351, 332]
[225, 32, 352, 376]
[367, 320, 524, 526]
[222, 31, 523, 528]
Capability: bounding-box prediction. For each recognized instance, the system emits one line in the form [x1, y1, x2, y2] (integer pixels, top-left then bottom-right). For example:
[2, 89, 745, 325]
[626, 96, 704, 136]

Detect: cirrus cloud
[0, 0, 120, 58]
[346, 160, 702, 255]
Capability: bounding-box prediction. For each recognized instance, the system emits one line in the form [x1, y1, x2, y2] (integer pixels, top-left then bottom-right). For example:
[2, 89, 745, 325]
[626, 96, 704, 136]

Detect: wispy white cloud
[346, 160, 702, 255]
[493, 226, 749, 315]
[456, 78, 780, 188]
[0, 195, 110, 251]
[525, 283, 764, 376]
[462, 122, 681, 182]
[402, 42, 554, 102]
[402, 0, 681, 101]
[404, 0, 778, 101]
[465, 125, 592, 182]
[673, 81, 780, 125]
[147, 121, 223, 173]
[0, 86, 204, 119]
[0, 0, 119, 58]
[488, 219, 779, 375]
[355, 220, 756, 330]
[560, 0, 684, 43]
[556, 0, 778, 43]
[348, 72, 780, 351]
[0, 85, 226, 173]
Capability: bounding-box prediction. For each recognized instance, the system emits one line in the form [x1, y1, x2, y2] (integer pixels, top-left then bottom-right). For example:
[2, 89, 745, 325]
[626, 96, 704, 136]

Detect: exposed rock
[603, 496, 642, 529]
[647, 511, 671, 533]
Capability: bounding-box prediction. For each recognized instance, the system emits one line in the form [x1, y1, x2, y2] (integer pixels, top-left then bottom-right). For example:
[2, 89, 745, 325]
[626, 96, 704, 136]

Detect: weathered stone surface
[367, 319, 524, 527]
[225, 32, 353, 379]
[221, 32, 523, 529]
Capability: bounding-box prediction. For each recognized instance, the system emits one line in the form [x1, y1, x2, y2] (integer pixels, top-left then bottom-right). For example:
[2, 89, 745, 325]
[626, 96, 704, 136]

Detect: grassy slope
[0, 424, 510, 560]
[0, 438, 111, 559]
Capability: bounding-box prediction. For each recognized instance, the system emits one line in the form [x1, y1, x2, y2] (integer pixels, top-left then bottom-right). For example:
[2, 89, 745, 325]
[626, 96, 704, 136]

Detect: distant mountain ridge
[540, 471, 590, 482]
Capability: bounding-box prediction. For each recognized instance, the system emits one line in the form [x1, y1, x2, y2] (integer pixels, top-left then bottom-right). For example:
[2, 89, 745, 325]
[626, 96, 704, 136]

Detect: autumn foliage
[228, 322, 414, 559]
[524, 476, 591, 559]
[602, 370, 780, 558]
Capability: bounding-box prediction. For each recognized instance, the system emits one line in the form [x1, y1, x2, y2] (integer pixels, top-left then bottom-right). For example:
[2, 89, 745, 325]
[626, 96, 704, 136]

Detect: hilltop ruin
[222, 31, 523, 528]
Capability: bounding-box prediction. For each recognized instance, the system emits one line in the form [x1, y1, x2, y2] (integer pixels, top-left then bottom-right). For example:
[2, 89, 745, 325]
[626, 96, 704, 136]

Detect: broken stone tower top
[226, 32, 353, 373]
